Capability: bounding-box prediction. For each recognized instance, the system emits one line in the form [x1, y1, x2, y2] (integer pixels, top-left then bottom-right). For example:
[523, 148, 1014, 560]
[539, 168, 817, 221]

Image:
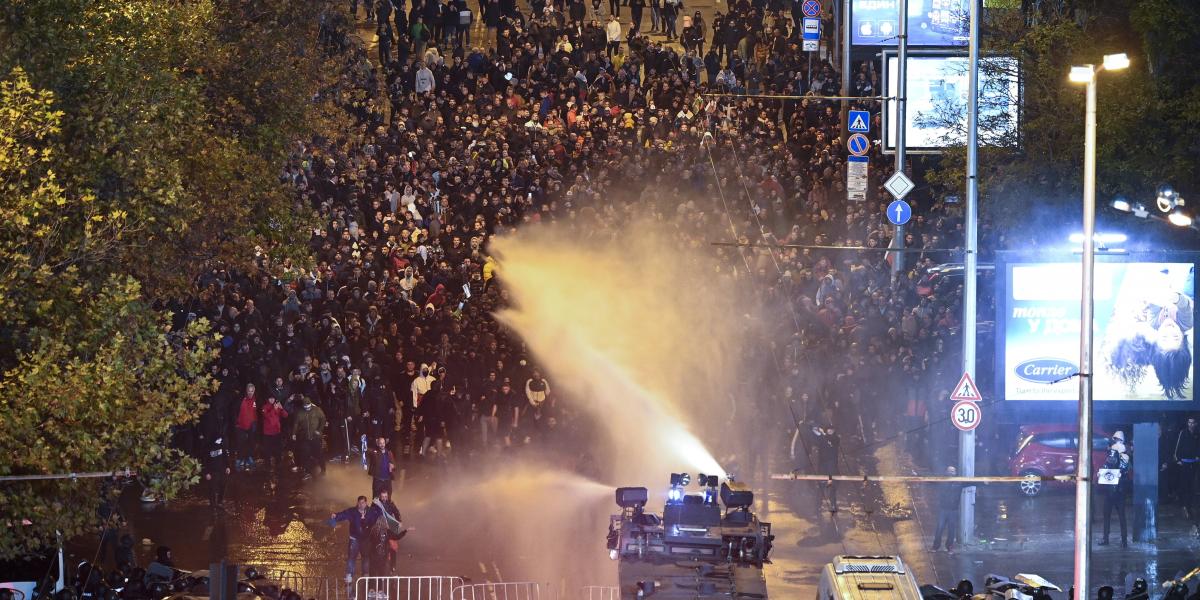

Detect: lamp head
[1069, 65, 1094, 84]
[1102, 53, 1130, 71]
[1167, 207, 1193, 228]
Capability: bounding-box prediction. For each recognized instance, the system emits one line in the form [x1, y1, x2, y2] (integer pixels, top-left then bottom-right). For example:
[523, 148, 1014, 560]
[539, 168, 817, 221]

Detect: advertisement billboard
[882, 53, 1019, 152]
[852, 0, 969, 46]
[998, 258, 1196, 411]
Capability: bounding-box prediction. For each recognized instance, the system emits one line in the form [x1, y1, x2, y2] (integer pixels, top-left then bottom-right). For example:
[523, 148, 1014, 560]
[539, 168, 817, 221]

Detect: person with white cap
[1099, 430, 1131, 547]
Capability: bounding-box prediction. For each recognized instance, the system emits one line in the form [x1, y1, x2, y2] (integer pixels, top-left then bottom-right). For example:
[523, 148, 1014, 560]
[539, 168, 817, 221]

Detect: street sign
[846, 133, 870, 156]
[847, 110, 870, 133]
[885, 199, 911, 225]
[884, 171, 915, 200]
[802, 17, 820, 40]
[950, 372, 982, 402]
[846, 155, 868, 202]
[951, 400, 981, 432]
[802, 0, 821, 17]
[802, 39, 819, 51]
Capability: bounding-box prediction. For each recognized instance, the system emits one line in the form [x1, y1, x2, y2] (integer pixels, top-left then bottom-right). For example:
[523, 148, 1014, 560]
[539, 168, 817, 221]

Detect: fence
[354, 576, 465, 600]
[262, 569, 348, 600]
[450, 582, 545, 600]
[581, 586, 618, 600]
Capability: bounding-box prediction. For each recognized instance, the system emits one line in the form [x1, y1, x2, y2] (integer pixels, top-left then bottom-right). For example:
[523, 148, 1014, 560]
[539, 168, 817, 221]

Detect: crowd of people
[171, 0, 988, 506]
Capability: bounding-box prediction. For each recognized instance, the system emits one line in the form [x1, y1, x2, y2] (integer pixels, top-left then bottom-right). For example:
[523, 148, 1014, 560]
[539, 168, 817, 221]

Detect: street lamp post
[1068, 52, 1128, 600]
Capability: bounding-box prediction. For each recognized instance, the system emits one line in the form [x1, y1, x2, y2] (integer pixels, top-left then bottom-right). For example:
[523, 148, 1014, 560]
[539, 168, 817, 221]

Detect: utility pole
[838, 0, 851, 150]
[960, 0, 980, 545]
[892, 0, 908, 277]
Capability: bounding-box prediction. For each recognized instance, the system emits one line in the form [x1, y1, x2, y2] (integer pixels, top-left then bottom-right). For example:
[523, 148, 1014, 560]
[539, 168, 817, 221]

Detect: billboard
[852, 0, 969, 46]
[882, 53, 1019, 152]
[999, 260, 1196, 408]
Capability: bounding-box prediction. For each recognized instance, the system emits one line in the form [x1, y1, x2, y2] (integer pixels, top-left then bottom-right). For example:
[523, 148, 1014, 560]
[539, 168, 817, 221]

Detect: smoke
[491, 217, 763, 486]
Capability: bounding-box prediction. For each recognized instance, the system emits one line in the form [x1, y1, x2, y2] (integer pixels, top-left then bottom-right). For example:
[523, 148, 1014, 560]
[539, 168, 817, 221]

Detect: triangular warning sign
[849, 114, 868, 131]
[950, 372, 982, 402]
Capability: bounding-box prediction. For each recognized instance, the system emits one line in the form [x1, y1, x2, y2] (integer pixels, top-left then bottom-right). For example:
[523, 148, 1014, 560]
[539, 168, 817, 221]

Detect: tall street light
[1068, 51, 1128, 600]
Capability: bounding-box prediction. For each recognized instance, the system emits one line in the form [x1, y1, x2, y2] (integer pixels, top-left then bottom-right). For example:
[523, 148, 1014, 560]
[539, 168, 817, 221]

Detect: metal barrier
[581, 586, 618, 600]
[450, 582, 545, 600]
[354, 576, 464, 600]
[266, 570, 347, 600]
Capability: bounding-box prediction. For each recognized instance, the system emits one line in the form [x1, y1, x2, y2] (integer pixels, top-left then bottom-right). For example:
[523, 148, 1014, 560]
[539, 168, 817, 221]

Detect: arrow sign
[950, 372, 982, 402]
[885, 199, 911, 225]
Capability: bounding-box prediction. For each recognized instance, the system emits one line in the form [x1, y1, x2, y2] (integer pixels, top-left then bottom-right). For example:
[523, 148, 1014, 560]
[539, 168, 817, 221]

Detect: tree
[0, 0, 352, 558]
[920, 1, 1200, 235]
[0, 68, 218, 557]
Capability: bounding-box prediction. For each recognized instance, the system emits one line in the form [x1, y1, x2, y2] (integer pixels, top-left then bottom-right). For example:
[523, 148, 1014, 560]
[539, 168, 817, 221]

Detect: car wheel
[1018, 470, 1042, 497]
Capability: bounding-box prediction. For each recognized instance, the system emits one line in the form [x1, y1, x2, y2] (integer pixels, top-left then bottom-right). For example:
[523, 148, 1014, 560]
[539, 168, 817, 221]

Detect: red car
[1008, 425, 1115, 497]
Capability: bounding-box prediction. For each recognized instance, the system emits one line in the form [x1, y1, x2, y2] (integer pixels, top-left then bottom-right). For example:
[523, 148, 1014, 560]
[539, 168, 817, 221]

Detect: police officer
[1099, 431, 1131, 547]
[204, 437, 232, 509]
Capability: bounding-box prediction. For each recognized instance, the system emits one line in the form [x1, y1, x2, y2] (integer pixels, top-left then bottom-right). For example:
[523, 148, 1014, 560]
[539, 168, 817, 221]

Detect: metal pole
[892, 0, 908, 277]
[1072, 72, 1098, 600]
[959, 0, 980, 546]
[838, 0, 851, 149]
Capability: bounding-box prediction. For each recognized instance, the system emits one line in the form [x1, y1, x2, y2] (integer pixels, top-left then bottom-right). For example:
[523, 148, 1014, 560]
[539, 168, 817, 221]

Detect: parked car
[916, 262, 994, 297]
[1008, 425, 1114, 497]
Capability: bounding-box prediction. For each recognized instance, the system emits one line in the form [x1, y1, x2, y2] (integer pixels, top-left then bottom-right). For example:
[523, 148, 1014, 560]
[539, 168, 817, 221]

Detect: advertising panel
[1001, 261, 1195, 405]
[883, 53, 1019, 151]
[852, 0, 969, 46]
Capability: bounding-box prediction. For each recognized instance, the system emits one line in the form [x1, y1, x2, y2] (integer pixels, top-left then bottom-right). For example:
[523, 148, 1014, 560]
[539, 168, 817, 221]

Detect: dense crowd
[171, 0, 985, 515]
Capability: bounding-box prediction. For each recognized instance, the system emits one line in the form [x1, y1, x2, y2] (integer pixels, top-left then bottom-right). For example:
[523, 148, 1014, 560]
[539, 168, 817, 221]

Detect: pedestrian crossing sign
[950, 372, 982, 402]
[848, 109, 869, 133]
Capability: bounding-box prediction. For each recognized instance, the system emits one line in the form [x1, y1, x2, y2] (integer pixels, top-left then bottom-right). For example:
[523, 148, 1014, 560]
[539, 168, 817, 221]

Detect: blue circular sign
[847, 133, 870, 156]
[886, 200, 912, 226]
[802, 0, 821, 17]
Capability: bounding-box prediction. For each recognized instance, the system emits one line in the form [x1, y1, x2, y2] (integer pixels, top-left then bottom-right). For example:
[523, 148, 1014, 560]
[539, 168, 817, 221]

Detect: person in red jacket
[234, 383, 259, 471]
[261, 394, 290, 473]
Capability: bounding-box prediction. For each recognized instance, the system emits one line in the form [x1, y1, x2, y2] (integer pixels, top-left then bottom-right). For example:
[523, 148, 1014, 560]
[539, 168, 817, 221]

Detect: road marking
[478, 562, 487, 574]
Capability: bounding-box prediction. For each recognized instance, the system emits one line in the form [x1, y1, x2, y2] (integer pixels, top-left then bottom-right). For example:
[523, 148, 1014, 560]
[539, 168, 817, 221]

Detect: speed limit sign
[951, 400, 981, 432]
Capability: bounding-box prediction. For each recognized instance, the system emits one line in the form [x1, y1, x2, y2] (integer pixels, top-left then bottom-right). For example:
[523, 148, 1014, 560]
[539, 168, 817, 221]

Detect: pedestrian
[1099, 431, 1131, 547]
[204, 437, 232, 509]
[629, 0, 644, 33]
[261, 393, 289, 473]
[234, 383, 259, 471]
[368, 489, 405, 574]
[291, 395, 328, 480]
[329, 495, 374, 584]
[931, 466, 960, 551]
[1174, 416, 1200, 536]
[605, 15, 622, 58]
[368, 436, 397, 497]
[815, 423, 839, 513]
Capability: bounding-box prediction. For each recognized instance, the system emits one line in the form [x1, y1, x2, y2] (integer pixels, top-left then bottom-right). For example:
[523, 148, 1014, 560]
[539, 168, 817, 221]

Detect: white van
[817, 556, 923, 600]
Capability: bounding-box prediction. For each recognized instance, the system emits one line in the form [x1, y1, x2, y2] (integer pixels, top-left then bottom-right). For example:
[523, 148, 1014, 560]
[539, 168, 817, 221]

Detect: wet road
[77, 446, 1200, 599]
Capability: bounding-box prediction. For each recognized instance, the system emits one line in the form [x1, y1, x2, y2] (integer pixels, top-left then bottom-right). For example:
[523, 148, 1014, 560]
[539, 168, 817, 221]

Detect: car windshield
[1015, 433, 1034, 455]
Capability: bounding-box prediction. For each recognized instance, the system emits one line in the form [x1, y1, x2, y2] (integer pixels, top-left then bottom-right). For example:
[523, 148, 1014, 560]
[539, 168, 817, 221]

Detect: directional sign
[884, 171, 915, 200]
[802, 0, 821, 17]
[802, 39, 819, 51]
[886, 199, 911, 225]
[846, 155, 868, 202]
[846, 133, 870, 156]
[847, 110, 870, 133]
[802, 17, 820, 40]
[950, 372, 983, 402]
[951, 400, 981, 432]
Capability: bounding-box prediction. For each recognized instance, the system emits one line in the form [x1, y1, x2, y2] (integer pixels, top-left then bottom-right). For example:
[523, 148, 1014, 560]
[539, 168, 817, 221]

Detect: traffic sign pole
[892, 0, 908, 278]
[961, 0, 982, 549]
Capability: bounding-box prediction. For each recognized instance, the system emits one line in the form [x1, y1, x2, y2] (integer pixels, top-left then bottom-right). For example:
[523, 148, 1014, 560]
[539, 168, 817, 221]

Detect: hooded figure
[204, 437, 231, 508]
